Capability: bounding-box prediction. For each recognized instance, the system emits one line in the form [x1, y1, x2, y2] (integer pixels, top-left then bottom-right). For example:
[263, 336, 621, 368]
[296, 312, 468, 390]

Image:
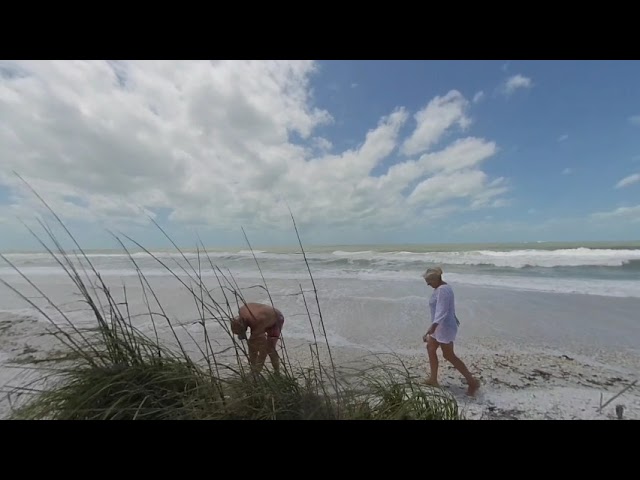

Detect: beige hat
[422, 266, 443, 279]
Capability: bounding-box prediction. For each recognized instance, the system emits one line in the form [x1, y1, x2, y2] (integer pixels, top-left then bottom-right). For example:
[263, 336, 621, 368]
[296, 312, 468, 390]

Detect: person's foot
[423, 377, 439, 387]
[466, 379, 480, 397]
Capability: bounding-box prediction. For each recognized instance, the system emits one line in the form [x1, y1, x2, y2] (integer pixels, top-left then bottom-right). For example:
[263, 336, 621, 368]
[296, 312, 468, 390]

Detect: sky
[0, 60, 639, 251]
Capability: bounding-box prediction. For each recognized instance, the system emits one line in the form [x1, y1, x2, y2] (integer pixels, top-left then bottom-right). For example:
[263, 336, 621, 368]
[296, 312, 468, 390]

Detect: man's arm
[246, 312, 269, 372]
[426, 322, 438, 335]
[423, 321, 437, 342]
[248, 335, 268, 373]
[247, 335, 260, 366]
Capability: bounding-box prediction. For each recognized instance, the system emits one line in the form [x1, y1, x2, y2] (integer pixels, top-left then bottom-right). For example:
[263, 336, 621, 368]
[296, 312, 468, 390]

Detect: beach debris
[560, 355, 573, 361]
[532, 369, 552, 380]
[484, 405, 524, 420]
[615, 404, 624, 420]
[22, 346, 37, 355]
[597, 379, 638, 413]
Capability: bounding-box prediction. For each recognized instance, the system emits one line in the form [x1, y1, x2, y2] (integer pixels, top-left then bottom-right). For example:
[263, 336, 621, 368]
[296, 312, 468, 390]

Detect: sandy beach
[1, 270, 638, 420]
[3, 60, 640, 420]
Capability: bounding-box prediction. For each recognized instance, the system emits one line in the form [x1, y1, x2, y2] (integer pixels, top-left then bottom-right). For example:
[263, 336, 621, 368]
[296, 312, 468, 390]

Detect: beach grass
[1, 180, 460, 420]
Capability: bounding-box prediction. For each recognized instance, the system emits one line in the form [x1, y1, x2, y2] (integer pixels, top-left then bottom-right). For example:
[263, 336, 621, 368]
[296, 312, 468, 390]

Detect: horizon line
[2, 238, 640, 254]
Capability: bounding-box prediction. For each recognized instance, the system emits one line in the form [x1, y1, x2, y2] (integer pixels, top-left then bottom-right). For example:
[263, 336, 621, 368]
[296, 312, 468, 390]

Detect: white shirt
[429, 284, 458, 344]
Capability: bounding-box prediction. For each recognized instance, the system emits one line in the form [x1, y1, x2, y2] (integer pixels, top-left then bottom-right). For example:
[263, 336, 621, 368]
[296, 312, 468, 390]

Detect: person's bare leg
[248, 336, 259, 366]
[249, 335, 268, 374]
[267, 337, 280, 373]
[425, 335, 440, 386]
[441, 343, 480, 396]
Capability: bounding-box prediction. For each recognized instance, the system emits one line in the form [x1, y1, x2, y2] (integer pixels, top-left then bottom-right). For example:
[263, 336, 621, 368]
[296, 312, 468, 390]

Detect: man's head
[231, 316, 247, 340]
[422, 266, 443, 288]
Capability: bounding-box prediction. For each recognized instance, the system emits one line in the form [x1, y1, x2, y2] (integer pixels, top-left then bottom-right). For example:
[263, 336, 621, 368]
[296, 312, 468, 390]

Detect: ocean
[2, 241, 639, 298]
[1, 241, 640, 356]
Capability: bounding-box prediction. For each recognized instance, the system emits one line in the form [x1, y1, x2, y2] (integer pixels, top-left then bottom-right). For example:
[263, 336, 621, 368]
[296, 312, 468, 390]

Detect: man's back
[239, 302, 280, 330]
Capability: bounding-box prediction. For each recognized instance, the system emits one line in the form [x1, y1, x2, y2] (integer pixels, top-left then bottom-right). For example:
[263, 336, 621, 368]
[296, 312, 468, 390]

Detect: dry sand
[1, 313, 638, 420]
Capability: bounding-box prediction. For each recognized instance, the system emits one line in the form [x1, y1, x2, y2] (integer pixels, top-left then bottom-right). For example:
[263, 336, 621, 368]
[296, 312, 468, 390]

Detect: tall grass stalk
[0, 182, 460, 420]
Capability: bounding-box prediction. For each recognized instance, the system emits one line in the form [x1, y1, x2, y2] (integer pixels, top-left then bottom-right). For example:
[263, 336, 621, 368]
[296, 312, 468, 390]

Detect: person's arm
[247, 335, 262, 366]
[246, 313, 269, 371]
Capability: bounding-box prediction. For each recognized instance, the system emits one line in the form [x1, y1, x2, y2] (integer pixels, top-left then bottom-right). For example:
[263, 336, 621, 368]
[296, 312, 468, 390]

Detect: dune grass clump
[9, 331, 338, 420]
[350, 379, 460, 420]
[1, 179, 460, 420]
[14, 358, 210, 420]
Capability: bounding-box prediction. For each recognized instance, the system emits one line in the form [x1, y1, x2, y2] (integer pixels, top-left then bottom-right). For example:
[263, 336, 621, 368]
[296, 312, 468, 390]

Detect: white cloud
[312, 136, 333, 153]
[615, 173, 640, 189]
[629, 115, 640, 126]
[417, 137, 498, 174]
[400, 90, 471, 156]
[501, 74, 533, 96]
[591, 205, 640, 223]
[351, 82, 358, 88]
[408, 170, 502, 207]
[473, 91, 485, 104]
[452, 217, 588, 240]
[558, 134, 569, 142]
[0, 60, 509, 240]
[453, 213, 640, 241]
[562, 168, 573, 175]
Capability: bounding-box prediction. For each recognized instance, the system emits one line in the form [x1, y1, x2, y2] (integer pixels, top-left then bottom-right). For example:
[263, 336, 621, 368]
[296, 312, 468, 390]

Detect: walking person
[422, 267, 480, 396]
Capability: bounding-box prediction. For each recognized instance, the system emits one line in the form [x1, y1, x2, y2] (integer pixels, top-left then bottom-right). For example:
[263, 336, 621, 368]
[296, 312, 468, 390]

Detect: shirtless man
[230, 302, 285, 374]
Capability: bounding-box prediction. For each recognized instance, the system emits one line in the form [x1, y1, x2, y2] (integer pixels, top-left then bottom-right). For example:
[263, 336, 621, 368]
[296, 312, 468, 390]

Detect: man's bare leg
[441, 343, 480, 396]
[248, 337, 259, 366]
[249, 335, 268, 374]
[267, 337, 280, 374]
[425, 335, 440, 386]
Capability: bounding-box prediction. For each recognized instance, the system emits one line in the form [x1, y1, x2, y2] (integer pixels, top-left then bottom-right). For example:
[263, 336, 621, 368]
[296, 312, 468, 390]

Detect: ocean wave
[621, 259, 640, 270]
[2, 246, 640, 302]
[5, 247, 640, 269]
[329, 248, 640, 268]
[3, 265, 640, 298]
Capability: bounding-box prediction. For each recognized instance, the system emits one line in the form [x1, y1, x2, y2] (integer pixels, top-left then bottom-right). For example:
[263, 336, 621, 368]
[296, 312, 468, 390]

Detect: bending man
[230, 302, 285, 374]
